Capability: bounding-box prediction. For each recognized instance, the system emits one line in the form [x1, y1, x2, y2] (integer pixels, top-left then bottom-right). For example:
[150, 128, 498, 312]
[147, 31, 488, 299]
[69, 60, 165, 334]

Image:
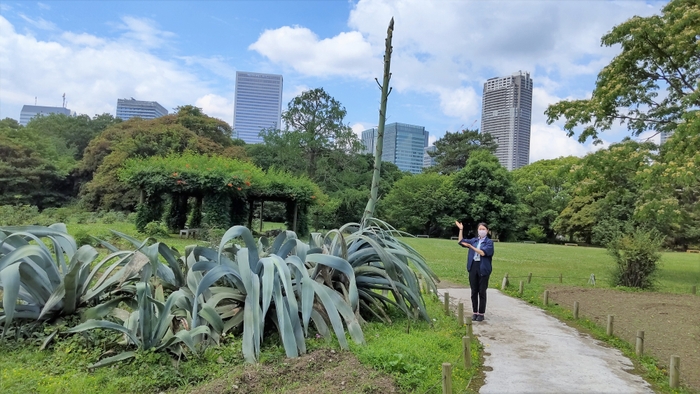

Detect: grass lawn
[402, 238, 700, 294]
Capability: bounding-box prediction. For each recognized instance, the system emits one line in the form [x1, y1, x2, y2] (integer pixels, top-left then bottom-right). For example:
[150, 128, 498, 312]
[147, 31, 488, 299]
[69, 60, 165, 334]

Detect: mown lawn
[402, 238, 700, 294]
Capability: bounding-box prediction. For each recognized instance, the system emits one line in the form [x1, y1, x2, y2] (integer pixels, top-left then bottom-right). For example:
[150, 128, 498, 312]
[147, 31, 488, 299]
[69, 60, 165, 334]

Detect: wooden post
[292, 202, 298, 233]
[501, 276, 508, 289]
[458, 302, 464, 325]
[669, 355, 680, 388]
[635, 330, 644, 356]
[692, 285, 697, 295]
[573, 301, 579, 319]
[607, 315, 614, 336]
[465, 317, 473, 337]
[247, 200, 255, 229]
[519, 280, 524, 296]
[559, 273, 563, 283]
[528, 272, 532, 284]
[442, 363, 453, 394]
[543, 290, 549, 306]
[259, 201, 264, 233]
[462, 336, 471, 369]
[444, 292, 450, 315]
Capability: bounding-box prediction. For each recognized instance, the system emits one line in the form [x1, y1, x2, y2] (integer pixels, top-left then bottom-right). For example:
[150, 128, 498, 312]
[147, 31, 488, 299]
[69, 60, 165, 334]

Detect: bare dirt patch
[187, 348, 399, 394]
[547, 287, 700, 391]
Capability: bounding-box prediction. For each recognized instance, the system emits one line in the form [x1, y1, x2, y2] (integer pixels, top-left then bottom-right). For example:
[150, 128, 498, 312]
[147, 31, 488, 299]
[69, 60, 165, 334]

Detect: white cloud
[37, 3, 51, 11]
[19, 14, 56, 30]
[0, 15, 232, 124]
[195, 94, 233, 124]
[529, 123, 608, 162]
[428, 134, 436, 146]
[283, 84, 311, 104]
[351, 122, 372, 138]
[249, 26, 377, 78]
[436, 87, 480, 121]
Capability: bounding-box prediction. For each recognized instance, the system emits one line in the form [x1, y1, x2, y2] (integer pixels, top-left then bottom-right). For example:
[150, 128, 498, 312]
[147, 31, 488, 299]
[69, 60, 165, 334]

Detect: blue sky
[0, 0, 666, 162]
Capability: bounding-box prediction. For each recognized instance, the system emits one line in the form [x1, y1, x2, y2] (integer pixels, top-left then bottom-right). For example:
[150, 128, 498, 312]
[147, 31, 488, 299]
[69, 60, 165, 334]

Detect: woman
[456, 221, 495, 321]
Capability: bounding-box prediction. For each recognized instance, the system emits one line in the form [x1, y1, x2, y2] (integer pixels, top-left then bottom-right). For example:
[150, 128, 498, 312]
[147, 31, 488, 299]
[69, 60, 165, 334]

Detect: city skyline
[0, 1, 668, 163]
[362, 122, 428, 174]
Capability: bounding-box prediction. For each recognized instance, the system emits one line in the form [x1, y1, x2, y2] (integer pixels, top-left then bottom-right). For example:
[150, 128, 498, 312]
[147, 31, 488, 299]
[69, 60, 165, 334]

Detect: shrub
[607, 229, 663, 289]
[127, 212, 138, 224]
[101, 210, 127, 224]
[143, 221, 170, 238]
[525, 225, 547, 243]
[0, 204, 40, 225]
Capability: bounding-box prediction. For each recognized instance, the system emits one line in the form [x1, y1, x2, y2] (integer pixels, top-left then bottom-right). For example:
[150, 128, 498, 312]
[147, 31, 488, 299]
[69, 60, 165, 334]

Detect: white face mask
[478, 230, 488, 238]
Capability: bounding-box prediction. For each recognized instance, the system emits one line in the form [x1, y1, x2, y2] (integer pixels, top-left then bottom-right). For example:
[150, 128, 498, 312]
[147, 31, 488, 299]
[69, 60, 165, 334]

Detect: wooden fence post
[465, 317, 473, 337]
[463, 336, 471, 369]
[692, 285, 697, 295]
[543, 290, 549, 306]
[573, 301, 579, 320]
[527, 272, 532, 284]
[501, 276, 508, 289]
[607, 315, 614, 336]
[635, 330, 644, 356]
[442, 362, 453, 394]
[519, 280, 524, 296]
[444, 292, 450, 316]
[559, 273, 563, 283]
[458, 302, 464, 325]
[669, 355, 680, 388]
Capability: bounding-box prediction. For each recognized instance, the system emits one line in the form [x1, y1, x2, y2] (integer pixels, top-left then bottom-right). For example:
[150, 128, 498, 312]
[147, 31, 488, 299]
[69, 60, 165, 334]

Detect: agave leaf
[84, 296, 134, 320]
[241, 271, 261, 363]
[0, 263, 21, 332]
[259, 258, 275, 319]
[285, 256, 314, 334]
[308, 279, 349, 349]
[88, 351, 137, 369]
[198, 304, 225, 334]
[219, 226, 258, 270]
[306, 254, 358, 310]
[157, 243, 186, 287]
[309, 308, 330, 340]
[91, 236, 120, 253]
[109, 230, 150, 250]
[68, 319, 140, 346]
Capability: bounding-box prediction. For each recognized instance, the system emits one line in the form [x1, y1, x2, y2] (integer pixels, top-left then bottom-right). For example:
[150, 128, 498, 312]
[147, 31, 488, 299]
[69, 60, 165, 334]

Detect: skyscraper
[480, 71, 533, 171]
[116, 98, 168, 121]
[361, 123, 429, 174]
[423, 145, 437, 168]
[660, 131, 673, 145]
[233, 71, 283, 144]
[19, 105, 74, 126]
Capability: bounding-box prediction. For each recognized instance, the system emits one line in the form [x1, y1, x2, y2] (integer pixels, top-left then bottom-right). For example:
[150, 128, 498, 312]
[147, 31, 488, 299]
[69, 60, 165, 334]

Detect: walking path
[437, 287, 653, 394]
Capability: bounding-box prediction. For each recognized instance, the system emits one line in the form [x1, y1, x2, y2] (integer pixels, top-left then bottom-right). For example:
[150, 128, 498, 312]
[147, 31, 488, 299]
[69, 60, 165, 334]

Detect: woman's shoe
[476, 314, 484, 322]
[472, 314, 478, 321]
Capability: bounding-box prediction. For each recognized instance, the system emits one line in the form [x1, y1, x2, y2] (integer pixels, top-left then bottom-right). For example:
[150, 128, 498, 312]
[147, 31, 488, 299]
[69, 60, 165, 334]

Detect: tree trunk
[363, 18, 394, 225]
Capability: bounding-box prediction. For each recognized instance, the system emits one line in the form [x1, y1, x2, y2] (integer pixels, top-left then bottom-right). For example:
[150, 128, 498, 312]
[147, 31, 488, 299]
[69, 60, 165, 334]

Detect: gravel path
[438, 288, 653, 394]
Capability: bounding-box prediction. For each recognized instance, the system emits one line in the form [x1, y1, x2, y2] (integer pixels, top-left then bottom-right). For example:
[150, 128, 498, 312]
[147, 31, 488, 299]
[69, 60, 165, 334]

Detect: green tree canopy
[451, 150, 519, 239]
[381, 172, 452, 235]
[512, 156, 580, 240]
[427, 129, 497, 174]
[545, 0, 700, 143]
[261, 88, 362, 178]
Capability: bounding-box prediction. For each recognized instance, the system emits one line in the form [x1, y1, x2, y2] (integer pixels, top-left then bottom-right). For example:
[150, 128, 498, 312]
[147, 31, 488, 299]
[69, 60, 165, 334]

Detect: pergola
[120, 153, 320, 236]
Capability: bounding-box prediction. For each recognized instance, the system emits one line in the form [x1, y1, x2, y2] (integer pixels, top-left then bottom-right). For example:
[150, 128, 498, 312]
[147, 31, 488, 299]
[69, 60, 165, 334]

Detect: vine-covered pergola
[119, 153, 322, 236]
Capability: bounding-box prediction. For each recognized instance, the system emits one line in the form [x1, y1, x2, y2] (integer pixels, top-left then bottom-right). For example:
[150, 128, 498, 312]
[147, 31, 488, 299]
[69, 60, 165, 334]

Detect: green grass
[402, 238, 700, 294]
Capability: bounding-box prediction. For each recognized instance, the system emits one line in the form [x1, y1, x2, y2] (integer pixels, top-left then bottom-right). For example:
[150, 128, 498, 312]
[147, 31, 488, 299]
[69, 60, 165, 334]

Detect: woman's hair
[477, 222, 489, 230]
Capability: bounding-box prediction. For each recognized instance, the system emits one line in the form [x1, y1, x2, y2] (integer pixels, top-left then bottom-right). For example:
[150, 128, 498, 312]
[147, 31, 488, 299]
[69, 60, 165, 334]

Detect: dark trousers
[468, 260, 490, 314]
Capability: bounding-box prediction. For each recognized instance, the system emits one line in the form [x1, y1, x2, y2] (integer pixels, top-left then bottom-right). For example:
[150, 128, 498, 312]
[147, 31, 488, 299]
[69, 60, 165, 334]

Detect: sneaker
[476, 315, 485, 322]
[472, 314, 478, 321]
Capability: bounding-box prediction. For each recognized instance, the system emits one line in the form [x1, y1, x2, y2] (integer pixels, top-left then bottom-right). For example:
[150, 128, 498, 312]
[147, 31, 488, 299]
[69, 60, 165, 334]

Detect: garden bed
[547, 287, 700, 391]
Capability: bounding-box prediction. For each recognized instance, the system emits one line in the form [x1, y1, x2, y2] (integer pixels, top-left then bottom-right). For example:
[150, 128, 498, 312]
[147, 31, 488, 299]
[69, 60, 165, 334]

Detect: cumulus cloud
[249, 26, 376, 78]
[529, 123, 606, 162]
[0, 15, 230, 123]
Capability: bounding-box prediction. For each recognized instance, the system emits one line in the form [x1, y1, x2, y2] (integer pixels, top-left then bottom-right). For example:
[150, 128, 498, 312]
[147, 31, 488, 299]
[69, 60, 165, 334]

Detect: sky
[0, 0, 667, 163]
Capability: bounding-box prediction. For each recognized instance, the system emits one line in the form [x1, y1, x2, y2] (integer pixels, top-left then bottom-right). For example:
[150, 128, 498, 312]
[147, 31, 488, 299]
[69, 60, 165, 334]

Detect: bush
[607, 229, 662, 289]
[143, 221, 170, 238]
[202, 226, 226, 246]
[100, 210, 127, 224]
[72, 228, 97, 246]
[525, 225, 547, 243]
[127, 212, 138, 224]
[0, 204, 40, 225]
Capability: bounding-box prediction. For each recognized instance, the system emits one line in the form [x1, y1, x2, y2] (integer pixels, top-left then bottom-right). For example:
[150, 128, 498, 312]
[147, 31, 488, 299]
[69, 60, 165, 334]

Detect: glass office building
[116, 98, 168, 121]
[19, 105, 74, 126]
[481, 71, 533, 171]
[233, 71, 283, 144]
[361, 123, 429, 174]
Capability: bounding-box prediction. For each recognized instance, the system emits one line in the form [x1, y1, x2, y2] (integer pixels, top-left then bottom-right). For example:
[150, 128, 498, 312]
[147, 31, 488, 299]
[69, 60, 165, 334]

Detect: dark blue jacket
[459, 237, 495, 276]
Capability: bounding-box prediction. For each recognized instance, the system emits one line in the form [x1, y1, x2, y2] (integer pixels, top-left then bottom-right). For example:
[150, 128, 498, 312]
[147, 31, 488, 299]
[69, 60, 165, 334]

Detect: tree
[553, 140, 656, 244]
[25, 113, 121, 160]
[268, 88, 362, 179]
[451, 150, 519, 239]
[79, 107, 244, 211]
[545, 0, 700, 143]
[427, 129, 497, 174]
[381, 172, 451, 235]
[512, 156, 580, 241]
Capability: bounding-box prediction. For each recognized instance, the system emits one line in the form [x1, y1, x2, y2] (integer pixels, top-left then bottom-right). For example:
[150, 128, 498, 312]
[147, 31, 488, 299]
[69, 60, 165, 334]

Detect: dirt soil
[547, 286, 700, 391]
[187, 348, 399, 394]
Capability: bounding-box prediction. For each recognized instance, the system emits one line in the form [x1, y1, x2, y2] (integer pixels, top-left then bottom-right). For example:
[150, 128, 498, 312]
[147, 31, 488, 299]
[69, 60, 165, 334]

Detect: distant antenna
[62, 93, 66, 108]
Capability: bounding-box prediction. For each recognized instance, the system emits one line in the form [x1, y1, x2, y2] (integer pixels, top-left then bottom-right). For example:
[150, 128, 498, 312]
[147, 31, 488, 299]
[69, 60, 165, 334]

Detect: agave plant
[69, 282, 210, 368]
[187, 226, 365, 363]
[0, 224, 143, 333]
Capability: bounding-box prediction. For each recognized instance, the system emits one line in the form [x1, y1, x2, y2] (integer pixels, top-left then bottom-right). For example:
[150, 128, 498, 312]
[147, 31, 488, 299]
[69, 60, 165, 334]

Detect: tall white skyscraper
[116, 98, 168, 121]
[361, 123, 429, 174]
[480, 71, 533, 171]
[233, 71, 283, 144]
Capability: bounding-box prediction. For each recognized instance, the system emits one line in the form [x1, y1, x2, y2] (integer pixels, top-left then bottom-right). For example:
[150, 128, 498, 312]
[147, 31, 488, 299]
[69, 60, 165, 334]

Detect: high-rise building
[660, 131, 673, 145]
[19, 105, 74, 126]
[361, 123, 429, 174]
[233, 71, 283, 144]
[480, 71, 533, 171]
[423, 145, 437, 168]
[116, 98, 168, 121]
